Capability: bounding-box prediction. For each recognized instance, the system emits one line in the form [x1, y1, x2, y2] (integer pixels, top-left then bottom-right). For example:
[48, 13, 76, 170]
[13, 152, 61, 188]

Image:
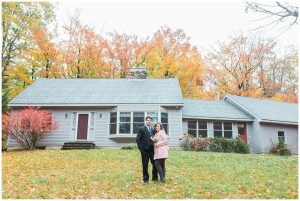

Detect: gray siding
[251, 120, 263, 153]
[259, 123, 298, 154]
[8, 105, 183, 148]
[165, 107, 182, 147]
[246, 122, 255, 152]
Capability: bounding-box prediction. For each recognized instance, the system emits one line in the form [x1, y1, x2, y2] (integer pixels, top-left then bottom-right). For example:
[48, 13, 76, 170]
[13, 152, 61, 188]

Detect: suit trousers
[139, 148, 158, 182]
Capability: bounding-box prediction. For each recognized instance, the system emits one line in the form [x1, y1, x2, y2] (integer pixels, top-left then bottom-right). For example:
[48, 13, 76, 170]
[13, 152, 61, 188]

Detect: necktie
[148, 126, 151, 134]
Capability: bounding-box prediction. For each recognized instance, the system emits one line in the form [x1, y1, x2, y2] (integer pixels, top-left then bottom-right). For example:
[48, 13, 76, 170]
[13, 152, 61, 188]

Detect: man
[136, 116, 158, 184]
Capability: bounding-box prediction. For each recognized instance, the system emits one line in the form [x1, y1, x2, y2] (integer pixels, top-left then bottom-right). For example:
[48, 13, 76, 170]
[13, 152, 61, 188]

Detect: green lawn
[2, 148, 298, 199]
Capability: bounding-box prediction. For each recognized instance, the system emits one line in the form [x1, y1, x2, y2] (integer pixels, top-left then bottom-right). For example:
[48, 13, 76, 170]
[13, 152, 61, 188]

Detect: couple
[136, 116, 169, 184]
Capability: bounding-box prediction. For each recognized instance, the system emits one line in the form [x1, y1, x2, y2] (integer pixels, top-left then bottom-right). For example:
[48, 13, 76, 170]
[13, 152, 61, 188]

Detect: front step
[61, 142, 95, 150]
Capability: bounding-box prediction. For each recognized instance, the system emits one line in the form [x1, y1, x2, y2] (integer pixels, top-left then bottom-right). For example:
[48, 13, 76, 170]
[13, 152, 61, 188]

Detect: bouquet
[150, 135, 158, 144]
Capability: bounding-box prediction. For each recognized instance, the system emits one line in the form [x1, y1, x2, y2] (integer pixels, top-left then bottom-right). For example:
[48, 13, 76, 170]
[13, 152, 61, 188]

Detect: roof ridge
[226, 94, 297, 105]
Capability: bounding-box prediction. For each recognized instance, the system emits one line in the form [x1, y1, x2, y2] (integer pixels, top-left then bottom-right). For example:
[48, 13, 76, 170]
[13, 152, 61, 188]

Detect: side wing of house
[259, 123, 298, 154]
[224, 94, 298, 154]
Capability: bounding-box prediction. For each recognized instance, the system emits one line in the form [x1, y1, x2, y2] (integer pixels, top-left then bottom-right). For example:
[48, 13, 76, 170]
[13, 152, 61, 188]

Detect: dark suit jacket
[136, 125, 155, 150]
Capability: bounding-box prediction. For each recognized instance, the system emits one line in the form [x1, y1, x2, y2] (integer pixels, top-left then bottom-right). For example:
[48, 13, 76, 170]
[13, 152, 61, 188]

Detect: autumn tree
[2, 107, 59, 150]
[2, 2, 56, 112]
[261, 45, 298, 102]
[23, 27, 61, 79]
[206, 33, 276, 99]
[106, 32, 152, 78]
[206, 33, 298, 102]
[61, 12, 110, 78]
[2, 2, 56, 72]
[145, 26, 205, 98]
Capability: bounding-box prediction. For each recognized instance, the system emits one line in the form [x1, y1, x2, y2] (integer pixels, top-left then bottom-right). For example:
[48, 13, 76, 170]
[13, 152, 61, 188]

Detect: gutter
[182, 115, 254, 122]
[259, 119, 298, 126]
[8, 103, 184, 107]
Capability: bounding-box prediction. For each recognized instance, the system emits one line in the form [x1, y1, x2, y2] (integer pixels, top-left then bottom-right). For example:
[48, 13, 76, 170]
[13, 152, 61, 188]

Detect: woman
[151, 122, 169, 183]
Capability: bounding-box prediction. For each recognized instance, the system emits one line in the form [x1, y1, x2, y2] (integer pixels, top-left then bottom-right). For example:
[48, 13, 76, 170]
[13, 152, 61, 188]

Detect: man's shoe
[143, 181, 149, 184]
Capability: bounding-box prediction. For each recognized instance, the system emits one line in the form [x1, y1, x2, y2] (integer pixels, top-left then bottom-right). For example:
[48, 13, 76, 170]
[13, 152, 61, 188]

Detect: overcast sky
[55, 0, 299, 54]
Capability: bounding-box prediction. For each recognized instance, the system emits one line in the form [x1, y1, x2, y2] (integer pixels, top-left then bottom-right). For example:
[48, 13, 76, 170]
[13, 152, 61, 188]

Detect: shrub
[191, 137, 212, 151]
[179, 135, 250, 154]
[234, 138, 250, 154]
[2, 132, 7, 151]
[179, 133, 195, 151]
[2, 106, 58, 150]
[270, 138, 291, 156]
[121, 144, 138, 150]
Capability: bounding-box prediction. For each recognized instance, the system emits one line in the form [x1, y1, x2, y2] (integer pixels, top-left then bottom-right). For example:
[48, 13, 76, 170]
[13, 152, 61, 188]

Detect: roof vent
[128, 67, 147, 79]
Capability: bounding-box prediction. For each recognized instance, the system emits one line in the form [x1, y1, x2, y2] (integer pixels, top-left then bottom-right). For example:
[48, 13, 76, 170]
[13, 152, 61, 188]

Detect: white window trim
[161, 112, 169, 135]
[110, 111, 167, 135]
[118, 112, 132, 135]
[187, 120, 208, 138]
[277, 130, 286, 143]
[109, 112, 117, 135]
[75, 112, 91, 141]
[213, 122, 233, 139]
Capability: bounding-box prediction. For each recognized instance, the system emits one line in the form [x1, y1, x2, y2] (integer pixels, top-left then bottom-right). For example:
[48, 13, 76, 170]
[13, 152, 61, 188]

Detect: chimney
[128, 67, 147, 79]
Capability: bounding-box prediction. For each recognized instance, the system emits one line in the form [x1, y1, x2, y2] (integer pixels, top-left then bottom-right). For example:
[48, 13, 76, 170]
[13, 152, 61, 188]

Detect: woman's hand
[150, 136, 157, 143]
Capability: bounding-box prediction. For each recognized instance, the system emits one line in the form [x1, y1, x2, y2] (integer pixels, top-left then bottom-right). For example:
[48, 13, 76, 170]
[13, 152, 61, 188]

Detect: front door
[77, 114, 89, 140]
[237, 122, 247, 143]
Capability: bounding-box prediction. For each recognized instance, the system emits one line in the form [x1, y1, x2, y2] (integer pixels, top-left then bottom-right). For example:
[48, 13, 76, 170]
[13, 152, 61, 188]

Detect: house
[7, 68, 298, 154]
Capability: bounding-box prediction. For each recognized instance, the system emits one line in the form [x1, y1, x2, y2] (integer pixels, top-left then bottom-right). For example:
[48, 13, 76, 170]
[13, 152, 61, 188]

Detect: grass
[2, 148, 298, 199]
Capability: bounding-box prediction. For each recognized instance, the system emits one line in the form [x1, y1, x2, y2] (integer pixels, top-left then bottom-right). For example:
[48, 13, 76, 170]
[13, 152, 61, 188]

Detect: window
[213, 122, 233, 138]
[223, 122, 233, 138]
[147, 111, 158, 123]
[119, 112, 131, 134]
[133, 112, 145, 134]
[188, 121, 197, 137]
[161, 112, 168, 134]
[110, 112, 117, 134]
[188, 121, 208, 138]
[198, 121, 208, 138]
[278, 131, 285, 142]
[238, 123, 245, 135]
[213, 122, 223, 137]
[109, 111, 164, 135]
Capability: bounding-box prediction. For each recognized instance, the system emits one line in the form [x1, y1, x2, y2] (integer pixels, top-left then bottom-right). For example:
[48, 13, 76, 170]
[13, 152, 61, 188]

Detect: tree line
[2, 2, 298, 114]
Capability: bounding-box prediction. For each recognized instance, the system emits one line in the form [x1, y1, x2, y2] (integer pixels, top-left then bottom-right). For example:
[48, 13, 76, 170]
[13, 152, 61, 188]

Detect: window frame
[109, 111, 167, 135]
[118, 112, 131, 135]
[187, 120, 208, 138]
[278, 131, 286, 143]
[213, 121, 233, 139]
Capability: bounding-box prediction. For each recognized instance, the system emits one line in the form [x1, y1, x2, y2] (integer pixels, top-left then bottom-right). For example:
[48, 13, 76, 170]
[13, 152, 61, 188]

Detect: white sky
[55, 0, 299, 54]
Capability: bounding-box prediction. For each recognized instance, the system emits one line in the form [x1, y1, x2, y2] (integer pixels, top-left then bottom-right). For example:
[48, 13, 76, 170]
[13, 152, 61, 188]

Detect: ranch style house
[8, 68, 298, 154]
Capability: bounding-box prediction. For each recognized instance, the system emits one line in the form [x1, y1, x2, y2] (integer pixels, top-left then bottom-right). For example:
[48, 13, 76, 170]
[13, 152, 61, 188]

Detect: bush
[191, 137, 212, 151]
[179, 133, 195, 151]
[234, 138, 250, 154]
[180, 135, 250, 154]
[2, 132, 7, 151]
[2, 106, 58, 150]
[121, 143, 138, 150]
[270, 138, 291, 156]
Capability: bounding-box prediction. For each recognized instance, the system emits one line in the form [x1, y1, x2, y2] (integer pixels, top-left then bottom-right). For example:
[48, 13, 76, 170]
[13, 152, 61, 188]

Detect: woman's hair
[154, 122, 164, 131]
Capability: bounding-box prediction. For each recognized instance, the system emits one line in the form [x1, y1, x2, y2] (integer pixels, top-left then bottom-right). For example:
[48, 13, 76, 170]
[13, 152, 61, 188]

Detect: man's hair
[145, 116, 153, 121]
